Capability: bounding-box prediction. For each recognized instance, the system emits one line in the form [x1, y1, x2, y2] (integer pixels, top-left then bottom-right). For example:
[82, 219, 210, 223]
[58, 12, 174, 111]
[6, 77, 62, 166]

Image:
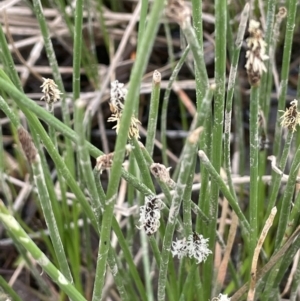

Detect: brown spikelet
[95, 152, 114, 174]
[150, 163, 175, 188]
[17, 127, 37, 163]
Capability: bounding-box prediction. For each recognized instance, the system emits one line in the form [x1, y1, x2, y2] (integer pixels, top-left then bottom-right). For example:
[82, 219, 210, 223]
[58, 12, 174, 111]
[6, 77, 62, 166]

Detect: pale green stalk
[198, 150, 250, 236]
[0, 97, 73, 283]
[268, 229, 300, 300]
[259, 0, 277, 117]
[224, 3, 249, 197]
[262, 145, 300, 299]
[0, 275, 22, 301]
[157, 128, 202, 301]
[182, 155, 195, 237]
[272, 0, 297, 158]
[93, 169, 147, 300]
[74, 99, 102, 227]
[0, 202, 86, 301]
[0, 25, 23, 92]
[131, 139, 155, 191]
[202, 0, 227, 297]
[94, 2, 165, 298]
[161, 46, 190, 166]
[265, 132, 293, 220]
[32, 0, 75, 175]
[73, 0, 83, 101]
[249, 86, 260, 259]
[145, 71, 161, 156]
[136, 0, 148, 54]
[74, 99, 131, 299]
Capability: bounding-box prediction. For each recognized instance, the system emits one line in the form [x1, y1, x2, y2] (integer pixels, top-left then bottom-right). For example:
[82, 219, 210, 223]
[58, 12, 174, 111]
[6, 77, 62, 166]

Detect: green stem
[161, 46, 190, 166]
[94, 2, 165, 297]
[32, 0, 75, 175]
[146, 71, 161, 156]
[202, 0, 227, 297]
[198, 150, 250, 236]
[249, 86, 260, 258]
[157, 128, 202, 301]
[0, 202, 87, 301]
[272, 0, 297, 158]
[73, 0, 83, 101]
[224, 3, 249, 197]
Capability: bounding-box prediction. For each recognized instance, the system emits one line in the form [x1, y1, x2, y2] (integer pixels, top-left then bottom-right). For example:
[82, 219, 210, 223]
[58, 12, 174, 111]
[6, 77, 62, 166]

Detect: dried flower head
[18, 127, 38, 164]
[172, 232, 212, 264]
[95, 152, 114, 174]
[245, 20, 269, 86]
[150, 163, 175, 188]
[138, 196, 162, 235]
[40, 78, 62, 111]
[108, 113, 141, 139]
[211, 294, 231, 301]
[110, 80, 127, 114]
[279, 100, 300, 132]
[108, 80, 141, 139]
[165, 0, 191, 27]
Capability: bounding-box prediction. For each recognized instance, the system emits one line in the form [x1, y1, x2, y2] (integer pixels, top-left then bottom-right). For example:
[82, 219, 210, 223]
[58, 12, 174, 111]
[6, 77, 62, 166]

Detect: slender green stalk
[0, 275, 22, 301]
[32, 0, 75, 176]
[94, 2, 165, 298]
[198, 150, 250, 236]
[283, 188, 300, 244]
[93, 170, 148, 300]
[131, 139, 155, 192]
[0, 25, 22, 92]
[262, 146, 300, 299]
[196, 102, 211, 238]
[73, 0, 83, 101]
[179, 263, 198, 301]
[274, 147, 300, 249]
[181, 16, 208, 92]
[249, 86, 260, 259]
[0, 202, 87, 301]
[268, 228, 300, 299]
[136, 0, 148, 55]
[145, 70, 161, 156]
[74, 99, 102, 227]
[157, 127, 202, 301]
[191, 0, 203, 47]
[203, 0, 227, 297]
[259, 0, 277, 117]
[32, 153, 73, 282]
[289, 251, 300, 301]
[272, 0, 297, 158]
[265, 132, 293, 220]
[161, 46, 190, 166]
[224, 3, 249, 197]
[182, 155, 196, 237]
[0, 97, 73, 283]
